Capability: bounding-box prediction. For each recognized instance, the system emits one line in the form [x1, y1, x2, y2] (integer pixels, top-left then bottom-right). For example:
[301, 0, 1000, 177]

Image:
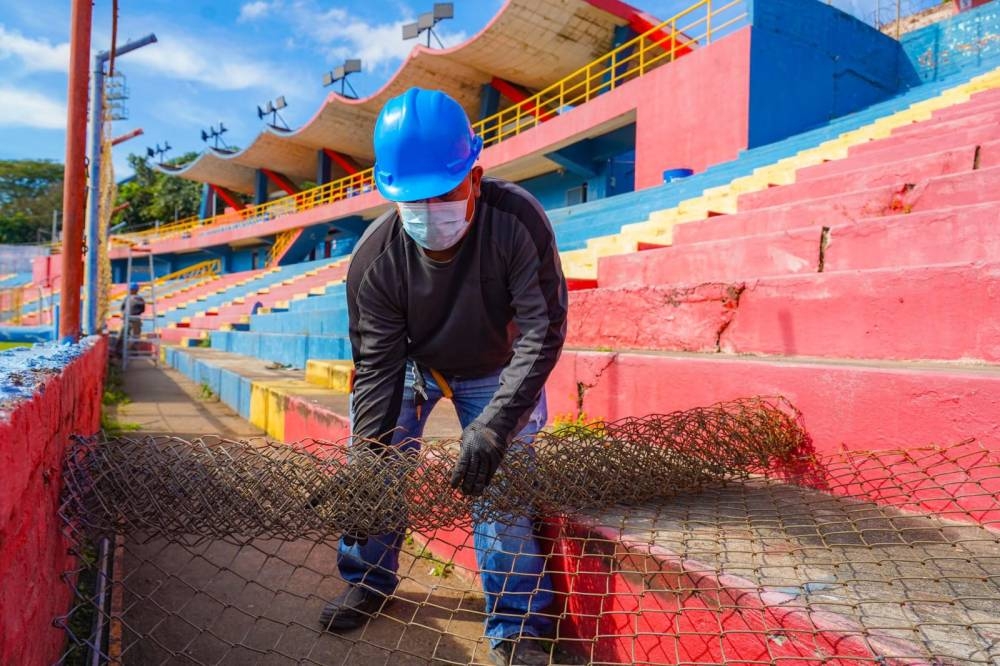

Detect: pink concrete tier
[672, 165, 1000, 244]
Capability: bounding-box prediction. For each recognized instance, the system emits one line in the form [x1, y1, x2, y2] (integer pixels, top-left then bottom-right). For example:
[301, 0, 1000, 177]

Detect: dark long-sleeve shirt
[346, 178, 568, 446]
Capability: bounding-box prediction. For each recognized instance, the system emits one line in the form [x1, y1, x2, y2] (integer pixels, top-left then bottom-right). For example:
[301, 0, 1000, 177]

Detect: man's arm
[474, 205, 568, 442]
[347, 264, 409, 446]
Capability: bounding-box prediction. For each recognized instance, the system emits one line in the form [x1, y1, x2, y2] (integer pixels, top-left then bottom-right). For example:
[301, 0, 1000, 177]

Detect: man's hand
[450, 423, 507, 496]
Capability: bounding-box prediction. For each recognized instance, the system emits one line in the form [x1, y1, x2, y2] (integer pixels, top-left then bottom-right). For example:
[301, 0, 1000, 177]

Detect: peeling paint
[0, 338, 96, 410]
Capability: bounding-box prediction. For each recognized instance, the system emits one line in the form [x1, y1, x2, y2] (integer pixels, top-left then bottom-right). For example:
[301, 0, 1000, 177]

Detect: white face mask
[397, 196, 472, 251]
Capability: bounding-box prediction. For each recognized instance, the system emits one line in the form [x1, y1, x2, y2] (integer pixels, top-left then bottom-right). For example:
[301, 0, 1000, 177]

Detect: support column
[59, 0, 93, 340]
[254, 169, 269, 205]
[317, 149, 332, 185]
[198, 183, 215, 219]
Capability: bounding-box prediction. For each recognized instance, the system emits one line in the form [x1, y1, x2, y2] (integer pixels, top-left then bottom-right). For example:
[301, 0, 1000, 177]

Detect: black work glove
[450, 423, 507, 497]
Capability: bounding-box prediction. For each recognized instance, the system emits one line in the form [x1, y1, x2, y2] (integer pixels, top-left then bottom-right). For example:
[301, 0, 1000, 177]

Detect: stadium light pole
[59, 0, 94, 341]
[84, 33, 157, 336]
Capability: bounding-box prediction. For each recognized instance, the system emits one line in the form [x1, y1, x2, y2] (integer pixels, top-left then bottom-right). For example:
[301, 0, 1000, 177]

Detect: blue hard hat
[373, 88, 483, 202]
[129, 282, 139, 291]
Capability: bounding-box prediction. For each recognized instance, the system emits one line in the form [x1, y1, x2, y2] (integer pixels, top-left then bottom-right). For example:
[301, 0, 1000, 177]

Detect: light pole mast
[83, 33, 157, 335]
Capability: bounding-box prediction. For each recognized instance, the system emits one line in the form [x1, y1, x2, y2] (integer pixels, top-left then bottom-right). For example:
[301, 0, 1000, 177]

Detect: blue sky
[0, 0, 932, 178]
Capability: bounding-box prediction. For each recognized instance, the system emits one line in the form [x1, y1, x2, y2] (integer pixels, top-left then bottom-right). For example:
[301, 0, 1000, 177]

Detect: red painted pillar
[59, 0, 93, 340]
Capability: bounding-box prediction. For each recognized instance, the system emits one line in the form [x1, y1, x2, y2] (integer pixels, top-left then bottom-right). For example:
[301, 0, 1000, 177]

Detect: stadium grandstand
[3, 0, 1000, 664]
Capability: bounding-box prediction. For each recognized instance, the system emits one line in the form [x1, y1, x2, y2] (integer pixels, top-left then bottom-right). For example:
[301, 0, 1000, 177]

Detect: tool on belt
[412, 363, 454, 420]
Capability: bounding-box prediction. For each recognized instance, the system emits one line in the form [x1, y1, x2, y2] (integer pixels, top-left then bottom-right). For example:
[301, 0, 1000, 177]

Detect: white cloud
[124, 31, 285, 91]
[0, 25, 70, 72]
[281, 2, 468, 72]
[239, 1, 272, 22]
[0, 86, 66, 129]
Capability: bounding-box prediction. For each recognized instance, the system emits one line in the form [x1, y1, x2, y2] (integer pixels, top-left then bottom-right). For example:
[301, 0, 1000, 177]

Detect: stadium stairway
[556, 63, 1000, 279]
[157, 57, 1000, 664]
[156, 258, 348, 345]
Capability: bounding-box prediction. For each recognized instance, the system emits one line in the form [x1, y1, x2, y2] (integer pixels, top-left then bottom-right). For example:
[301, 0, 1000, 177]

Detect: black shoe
[319, 586, 393, 631]
[488, 636, 550, 665]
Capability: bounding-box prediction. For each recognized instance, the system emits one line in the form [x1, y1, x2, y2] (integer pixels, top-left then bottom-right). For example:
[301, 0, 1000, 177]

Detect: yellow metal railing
[268, 228, 300, 267]
[0, 285, 54, 325]
[109, 258, 222, 303]
[111, 0, 745, 248]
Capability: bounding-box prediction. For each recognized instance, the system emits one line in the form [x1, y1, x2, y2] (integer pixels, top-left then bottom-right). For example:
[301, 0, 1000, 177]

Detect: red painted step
[926, 93, 1000, 122]
[723, 262, 1000, 363]
[567, 282, 742, 352]
[599, 228, 820, 287]
[813, 127, 1000, 178]
[888, 108, 1000, 140]
[740, 144, 982, 210]
[673, 166, 1000, 244]
[820, 203, 1000, 271]
[548, 350, 1000, 462]
[603, 201, 997, 288]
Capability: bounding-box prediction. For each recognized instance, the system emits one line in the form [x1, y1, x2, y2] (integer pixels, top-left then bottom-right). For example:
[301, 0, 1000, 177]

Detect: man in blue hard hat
[321, 87, 567, 665]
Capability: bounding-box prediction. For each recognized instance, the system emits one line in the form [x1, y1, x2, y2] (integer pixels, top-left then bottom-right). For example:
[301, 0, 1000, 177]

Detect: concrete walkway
[109, 359, 501, 665]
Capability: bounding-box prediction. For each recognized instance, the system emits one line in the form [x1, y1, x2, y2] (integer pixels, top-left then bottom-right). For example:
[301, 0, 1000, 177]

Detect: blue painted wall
[901, 0, 1000, 82]
[516, 125, 637, 209]
[747, 0, 918, 147]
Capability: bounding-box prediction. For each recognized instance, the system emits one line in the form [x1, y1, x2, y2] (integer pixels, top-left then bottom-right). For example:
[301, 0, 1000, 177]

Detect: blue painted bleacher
[157, 258, 335, 328]
[0, 273, 34, 287]
[210, 281, 350, 368]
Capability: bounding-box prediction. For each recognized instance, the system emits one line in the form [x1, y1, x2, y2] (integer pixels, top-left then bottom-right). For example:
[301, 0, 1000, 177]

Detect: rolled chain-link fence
[56, 397, 1000, 665]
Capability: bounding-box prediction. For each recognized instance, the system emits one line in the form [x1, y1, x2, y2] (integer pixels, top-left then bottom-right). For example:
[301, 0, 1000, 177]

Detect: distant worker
[116, 282, 146, 354]
[322, 87, 568, 666]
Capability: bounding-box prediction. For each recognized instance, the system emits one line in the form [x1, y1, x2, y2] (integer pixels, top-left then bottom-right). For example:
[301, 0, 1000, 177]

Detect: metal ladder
[120, 246, 159, 369]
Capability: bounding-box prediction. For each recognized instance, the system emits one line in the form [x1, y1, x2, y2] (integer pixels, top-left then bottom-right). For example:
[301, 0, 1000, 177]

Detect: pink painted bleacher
[671, 164, 1000, 244]
[107, 272, 252, 332]
[556, 81, 1000, 459]
[739, 143, 988, 209]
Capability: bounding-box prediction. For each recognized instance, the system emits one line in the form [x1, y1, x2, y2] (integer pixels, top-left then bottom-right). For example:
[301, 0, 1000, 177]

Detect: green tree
[116, 152, 203, 231]
[0, 160, 64, 243]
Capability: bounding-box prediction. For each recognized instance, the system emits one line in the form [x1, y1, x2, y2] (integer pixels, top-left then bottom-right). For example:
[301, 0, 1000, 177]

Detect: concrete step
[672, 165, 1000, 244]
[608, 203, 998, 286]
[811, 127, 1000, 178]
[888, 107, 1000, 141]
[546, 482, 1000, 664]
[722, 262, 1000, 363]
[210, 330, 351, 368]
[926, 90, 1000, 122]
[599, 228, 820, 287]
[740, 144, 985, 210]
[548, 349, 1000, 458]
[579, 260, 1000, 363]
[567, 282, 742, 353]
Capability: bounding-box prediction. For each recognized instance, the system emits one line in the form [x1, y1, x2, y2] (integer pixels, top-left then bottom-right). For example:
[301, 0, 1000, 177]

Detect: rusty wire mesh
[55, 398, 1000, 665]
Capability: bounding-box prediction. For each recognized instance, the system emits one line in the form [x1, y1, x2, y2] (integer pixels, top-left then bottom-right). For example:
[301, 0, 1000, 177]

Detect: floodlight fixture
[322, 59, 363, 99]
[201, 123, 230, 150]
[433, 2, 453, 19]
[258, 96, 290, 130]
[402, 2, 453, 48]
[146, 141, 172, 163]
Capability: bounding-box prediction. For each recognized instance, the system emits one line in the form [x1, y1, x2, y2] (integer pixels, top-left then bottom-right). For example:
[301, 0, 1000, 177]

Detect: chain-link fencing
[55, 397, 1000, 664]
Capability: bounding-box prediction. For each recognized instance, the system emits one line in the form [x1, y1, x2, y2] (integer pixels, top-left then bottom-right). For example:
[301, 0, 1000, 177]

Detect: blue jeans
[338, 365, 555, 645]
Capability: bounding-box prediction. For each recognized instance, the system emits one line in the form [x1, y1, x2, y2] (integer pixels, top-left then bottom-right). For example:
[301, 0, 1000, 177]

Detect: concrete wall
[624, 28, 752, 189]
[903, 0, 1000, 82]
[0, 337, 107, 666]
[747, 0, 917, 148]
[0, 245, 48, 274]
